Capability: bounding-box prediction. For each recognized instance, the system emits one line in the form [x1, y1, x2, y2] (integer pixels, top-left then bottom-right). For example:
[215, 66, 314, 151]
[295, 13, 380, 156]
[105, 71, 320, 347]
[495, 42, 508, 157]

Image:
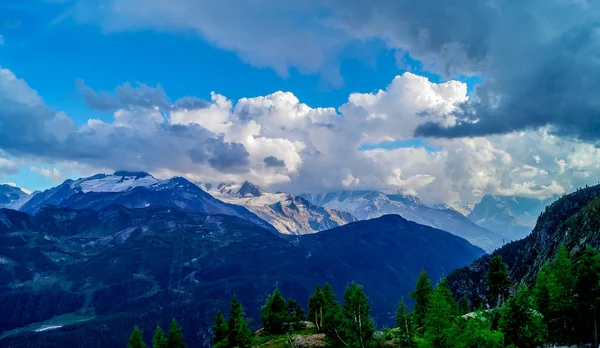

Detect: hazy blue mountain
[20, 172, 272, 231]
[0, 184, 31, 209]
[303, 190, 504, 252]
[467, 194, 556, 240]
[0, 206, 483, 347]
[449, 185, 600, 308]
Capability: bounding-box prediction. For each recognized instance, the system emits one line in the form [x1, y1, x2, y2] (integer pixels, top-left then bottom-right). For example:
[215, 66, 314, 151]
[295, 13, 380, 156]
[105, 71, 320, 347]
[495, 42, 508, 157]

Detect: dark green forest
[127, 244, 600, 347]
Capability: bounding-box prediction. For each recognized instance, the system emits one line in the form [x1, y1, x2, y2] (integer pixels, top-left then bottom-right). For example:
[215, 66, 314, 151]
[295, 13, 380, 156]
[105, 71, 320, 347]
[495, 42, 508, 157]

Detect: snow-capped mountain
[19, 172, 272, 230]
[21, 171, 159, 214]
[201, 181, 358, 235]
[0, 184, 31, 209]
[468, 194, 556, 240]
[432, 202, 475, 216]
[302, 190, 504, 252]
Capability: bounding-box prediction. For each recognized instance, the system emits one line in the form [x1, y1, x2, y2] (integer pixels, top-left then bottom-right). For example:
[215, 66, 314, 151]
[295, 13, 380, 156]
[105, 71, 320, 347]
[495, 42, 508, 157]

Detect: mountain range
[466, 194, 556, 241]
[0, 184, 31, 210]
[19, 171, 273, 231]
[302, 190, 504, 252]
[0, 205, 484, 347]
[448, 184, 600, 307]
[200, 181, 358, 235]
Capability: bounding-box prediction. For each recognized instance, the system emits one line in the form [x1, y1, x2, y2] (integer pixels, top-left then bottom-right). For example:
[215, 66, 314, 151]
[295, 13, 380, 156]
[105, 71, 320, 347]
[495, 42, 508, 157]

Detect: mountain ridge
[0, 205, 484, 347]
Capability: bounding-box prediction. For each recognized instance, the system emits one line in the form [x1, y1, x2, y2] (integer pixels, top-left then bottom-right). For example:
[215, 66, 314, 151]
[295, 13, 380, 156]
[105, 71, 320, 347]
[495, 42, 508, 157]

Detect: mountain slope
[448, 184, 600, 307]
[0, 184, 31, 209]
[0, 206, 483, 347]
[204, 182, 358, 235]
[20, 171, 159, 214]
[467, 194, 555, 240]
[20, 173, 272, 231]
[303, 190, 504, 252]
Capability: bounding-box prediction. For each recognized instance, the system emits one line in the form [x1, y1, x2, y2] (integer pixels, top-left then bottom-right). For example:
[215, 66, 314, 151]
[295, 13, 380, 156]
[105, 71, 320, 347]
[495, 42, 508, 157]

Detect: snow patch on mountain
[77, 171, 158, 193]
[0, 184, 32, 210]
[202, 182, 357, 235]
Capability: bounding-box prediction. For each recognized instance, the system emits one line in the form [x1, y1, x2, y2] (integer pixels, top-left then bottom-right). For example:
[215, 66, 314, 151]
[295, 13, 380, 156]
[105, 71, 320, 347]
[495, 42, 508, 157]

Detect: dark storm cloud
[326, 0, 600, 141]
[263, 156, 285, 167]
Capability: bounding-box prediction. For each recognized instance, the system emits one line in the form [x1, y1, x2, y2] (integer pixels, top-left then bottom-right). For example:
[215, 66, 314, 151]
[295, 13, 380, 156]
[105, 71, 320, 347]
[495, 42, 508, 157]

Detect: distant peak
[237, 181, 264, 197]
[113, 171, 152, 179]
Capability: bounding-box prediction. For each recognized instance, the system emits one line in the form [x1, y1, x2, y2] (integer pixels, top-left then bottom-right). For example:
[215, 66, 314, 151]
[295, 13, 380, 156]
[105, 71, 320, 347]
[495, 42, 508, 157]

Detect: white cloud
[1, 65, 599, 204]
[0, 35, 4, 45]
[30, 167, 66, 183]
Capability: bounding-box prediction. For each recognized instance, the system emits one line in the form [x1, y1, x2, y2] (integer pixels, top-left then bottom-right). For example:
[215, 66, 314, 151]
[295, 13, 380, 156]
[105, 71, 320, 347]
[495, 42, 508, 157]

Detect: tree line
[126, 245, 600, 347]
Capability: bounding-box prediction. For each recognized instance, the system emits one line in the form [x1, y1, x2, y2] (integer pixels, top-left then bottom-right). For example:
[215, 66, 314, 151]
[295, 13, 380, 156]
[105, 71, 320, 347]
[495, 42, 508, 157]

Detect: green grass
[253, 327, 319, 347]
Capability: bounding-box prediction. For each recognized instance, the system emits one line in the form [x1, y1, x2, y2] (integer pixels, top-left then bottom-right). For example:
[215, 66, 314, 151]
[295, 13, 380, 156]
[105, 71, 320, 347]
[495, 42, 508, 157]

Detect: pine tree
[152, 326, 167, 348]
[410, 269, 433, 333]
[319, 283, 343, 343]
[421, 280, 457, 348]
[308, 285, 325, 330]
[261, 289, 288, 334]
[322, 283, 337, 307]
[228, 295, 252, 348]
[485, 255, 511, 308]
[395, 297, 413, 346]
[340, 282, 376, 348]
[459, 311, 504, 348]
[128, 327, 147, 348]
[574, 247, 600, 345]
[546, 245, 576, 344]
[286, 298, 305, 331]
[499, 285, 546, 347]
[437, 278, 458, 315]
[166, 318, 185, 348]
[533, 263, 550, 319]
[211, 311, 228, 345]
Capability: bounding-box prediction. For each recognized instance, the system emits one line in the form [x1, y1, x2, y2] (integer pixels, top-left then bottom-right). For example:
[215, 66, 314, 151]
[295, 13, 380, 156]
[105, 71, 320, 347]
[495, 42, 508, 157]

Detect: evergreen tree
[574, 247, 600, 345]
[128, 327, 147, 348]
[340, 282, 376, 348]
[152, 326, 167, 348]
[228, 296, 252, 348]
[421, 280, 457, 348]
[309, 282, 343, 340]
[533, 263, 550, 319]
[458, 311, 504, 348]
[546, 245, 576, 344]
[322, 283, 336, 304]
[308, 285, 325, 331]
[211, 311, 228, 345]
[261, 288, 288, 334]
[322, 301, 343, 344]
[410, 269, 433, 333]
[437, 278, 458, 315]
[499, 285, 546, 348]
[286, 298, 305, 331]
[394, 297, 413, 346]
[485, 255, 511, 308]
[166, 318, 185, 348]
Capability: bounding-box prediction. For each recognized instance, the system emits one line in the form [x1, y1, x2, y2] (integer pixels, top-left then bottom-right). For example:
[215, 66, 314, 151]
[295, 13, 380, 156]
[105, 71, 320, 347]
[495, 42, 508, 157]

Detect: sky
[0, 0, 599, 204]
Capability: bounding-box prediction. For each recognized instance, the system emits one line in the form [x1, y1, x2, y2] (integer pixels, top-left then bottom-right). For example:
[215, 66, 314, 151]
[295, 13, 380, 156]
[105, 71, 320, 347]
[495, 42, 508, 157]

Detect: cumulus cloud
[2, 65, 598, 203]
[59, 0, 600, 141]
[30, 167, 65, 183]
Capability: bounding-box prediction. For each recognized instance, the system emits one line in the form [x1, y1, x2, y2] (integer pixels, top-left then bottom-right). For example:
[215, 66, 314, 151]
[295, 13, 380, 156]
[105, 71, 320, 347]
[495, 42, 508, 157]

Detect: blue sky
[0, 1, 482, 191]
[2, 0, 580, 204]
